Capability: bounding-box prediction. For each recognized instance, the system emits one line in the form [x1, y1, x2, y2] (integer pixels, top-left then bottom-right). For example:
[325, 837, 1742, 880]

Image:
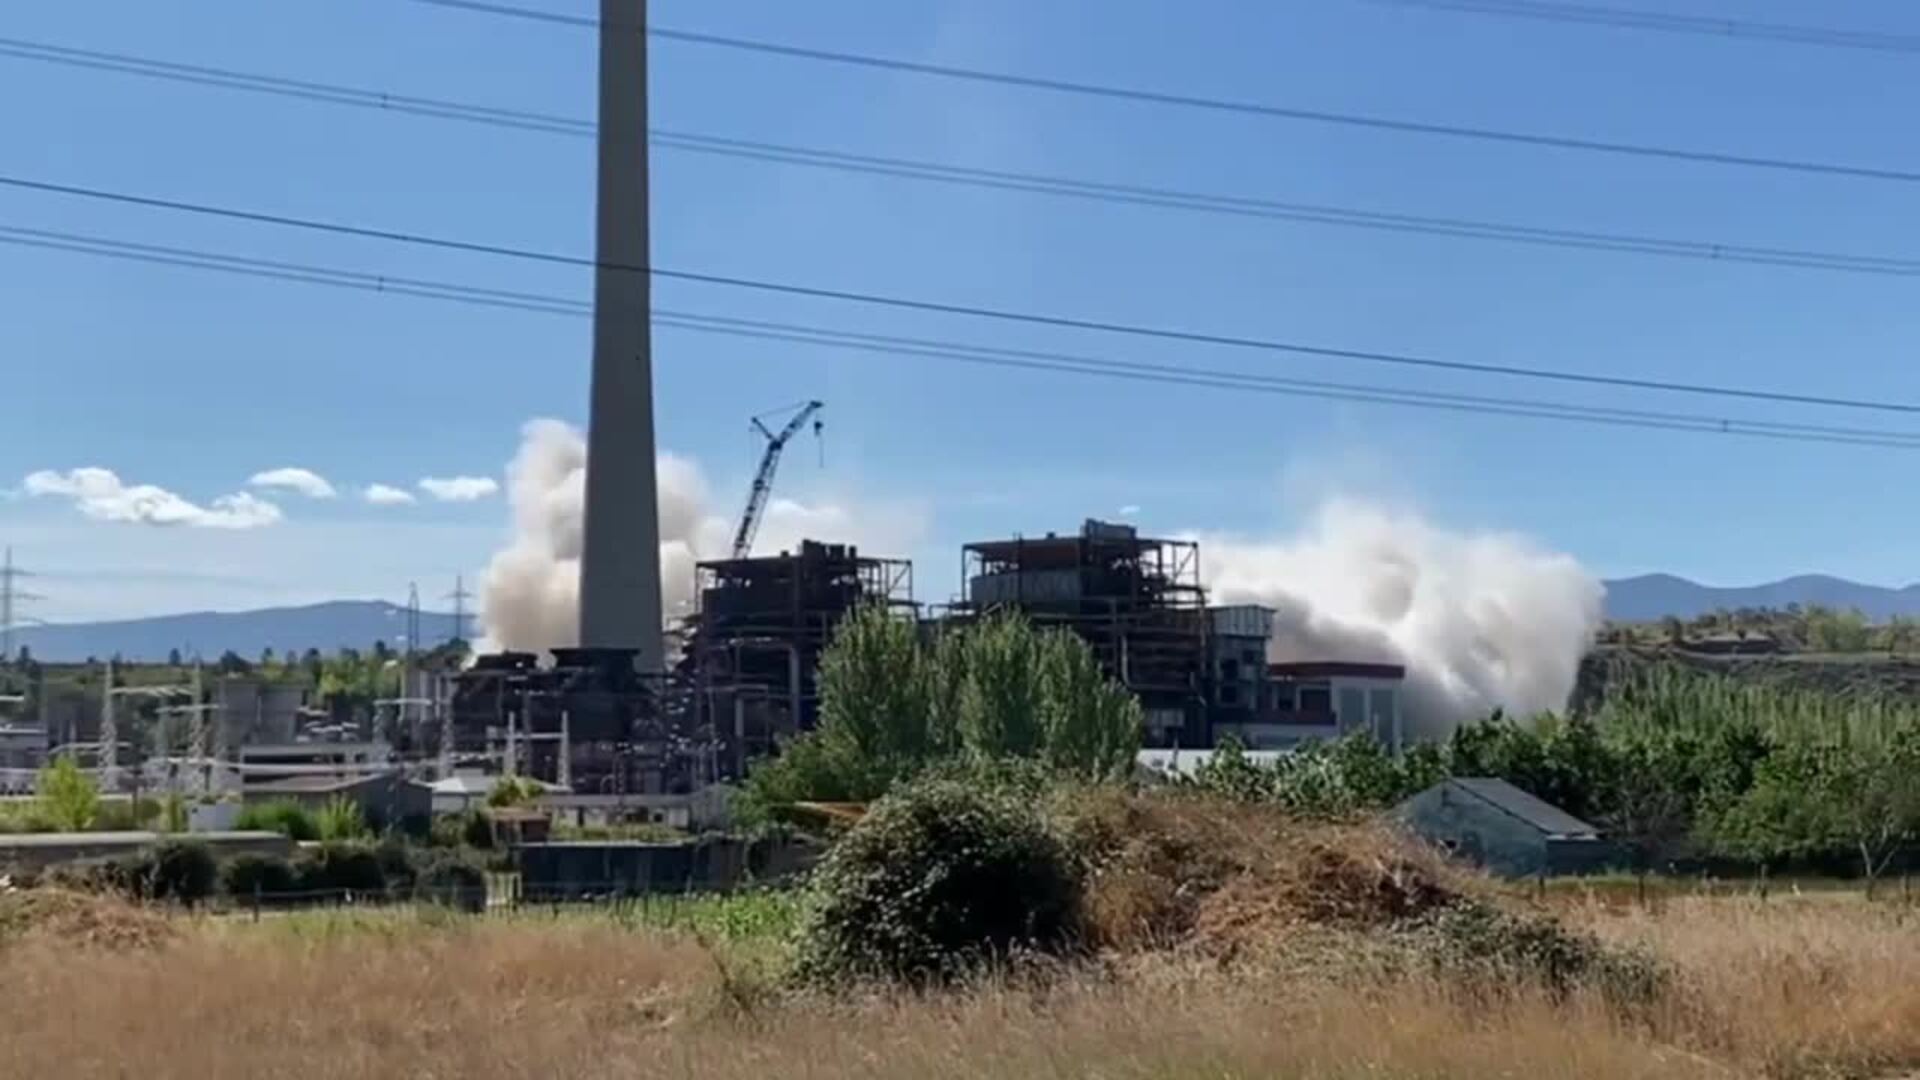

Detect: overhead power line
[3, 219, 1919, 451]
[1363, 0, 1920, 55]
[400, 0, 1920, 185]
[7, 38, 1918, 280]
[0, 175, 1913, 417]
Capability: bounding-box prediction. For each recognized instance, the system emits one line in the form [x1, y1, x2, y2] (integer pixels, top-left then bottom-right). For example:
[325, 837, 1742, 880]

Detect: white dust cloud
[1203, 499, 1603, 733]
[479, 419, 922, 654]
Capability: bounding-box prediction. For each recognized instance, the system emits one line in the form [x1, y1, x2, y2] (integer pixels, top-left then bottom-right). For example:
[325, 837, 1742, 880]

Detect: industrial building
[441, 517, 1408, 793]
[682, 541, 913, 776]
[955, 520, 1210, 745]
[953, 519, 1406, 752]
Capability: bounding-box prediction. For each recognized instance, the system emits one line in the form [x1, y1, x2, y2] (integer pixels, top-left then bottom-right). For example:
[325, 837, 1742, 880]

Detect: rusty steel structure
[955, 519, 1209, 745]
[683, 541, 913, 777]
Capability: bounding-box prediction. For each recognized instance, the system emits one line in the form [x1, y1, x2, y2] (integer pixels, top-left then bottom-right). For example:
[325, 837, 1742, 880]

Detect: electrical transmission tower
[1, 546, 44, 662]
[446, 574, 474, 646]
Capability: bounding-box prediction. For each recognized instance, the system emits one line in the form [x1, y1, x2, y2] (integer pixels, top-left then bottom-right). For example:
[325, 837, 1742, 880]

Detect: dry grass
[0, 897, 1915, 1078]
[7, 806, 1920, 1079]
[0, 917, 1708, 1080]
[1574, 895, 1920, 1078]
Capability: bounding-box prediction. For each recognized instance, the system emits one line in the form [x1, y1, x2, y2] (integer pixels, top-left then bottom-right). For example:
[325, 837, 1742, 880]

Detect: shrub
[314, 797, 369, 842]
[296, 843, 390, 896]
[373, 834, 419, 891]
[793, 779, 1081, 985]
[41, 857, 139, 896]
[34, 758, 99, 831]
[144, 840, 218, 905]
[413, 849, 487, 912]
[235, 801, 320, 842]
[1406, 900, 1667, 1005]
[40, 842, 218, 905]
[221, 853, 299, 898]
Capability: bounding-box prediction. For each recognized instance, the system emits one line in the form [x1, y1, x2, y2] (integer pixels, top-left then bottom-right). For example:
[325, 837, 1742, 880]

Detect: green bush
[40, 841, 217, 905]
[428, 810, 493, 850]
[413, 849, 487, 912]
[314, 796, 370, 842]
[144, 840, 218, 904]
[373, 834, 419, 891]
[793, 779, 1081, 985]
[221, 853, 300, 898]
[235, 801, 320, 842]
[296, 843, 390, 895]
[1407, 900, 1667, 1004]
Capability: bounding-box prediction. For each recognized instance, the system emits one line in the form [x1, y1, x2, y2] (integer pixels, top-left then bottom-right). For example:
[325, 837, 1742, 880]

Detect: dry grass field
[2, 887, 1918, 1079]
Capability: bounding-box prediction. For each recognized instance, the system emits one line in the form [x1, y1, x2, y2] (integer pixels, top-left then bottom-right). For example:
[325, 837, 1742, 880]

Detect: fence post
[251, 880, 261, 923]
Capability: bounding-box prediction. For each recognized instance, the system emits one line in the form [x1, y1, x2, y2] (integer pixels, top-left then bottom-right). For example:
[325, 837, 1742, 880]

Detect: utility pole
[577, 0, 665, 672]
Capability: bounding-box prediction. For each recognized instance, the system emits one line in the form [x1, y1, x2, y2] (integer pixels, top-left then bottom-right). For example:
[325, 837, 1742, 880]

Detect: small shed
[1396, 777, 1609, 878]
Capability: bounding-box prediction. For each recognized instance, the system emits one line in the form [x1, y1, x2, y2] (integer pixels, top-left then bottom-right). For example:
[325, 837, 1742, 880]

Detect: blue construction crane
[731, 400, 824, 560]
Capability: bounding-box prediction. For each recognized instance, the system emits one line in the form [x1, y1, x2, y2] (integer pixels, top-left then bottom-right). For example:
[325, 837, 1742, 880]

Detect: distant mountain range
[10, 601, 468, 663]
[1601, 574, 1920, 623]
[9, 576, 1920, 662]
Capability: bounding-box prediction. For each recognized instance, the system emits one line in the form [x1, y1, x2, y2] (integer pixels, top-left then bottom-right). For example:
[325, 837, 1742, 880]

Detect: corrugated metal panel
[968, 569, 1082, 607]
[1209, 605, 1274, 639]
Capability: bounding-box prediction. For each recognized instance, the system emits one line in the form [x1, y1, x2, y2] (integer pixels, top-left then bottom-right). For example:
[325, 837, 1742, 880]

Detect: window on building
[1299, 686, 1331, 714]
[1242, 649, 1262, 666]
[1219, 683, 1240, 706]
[1221, 659, 1240, 681]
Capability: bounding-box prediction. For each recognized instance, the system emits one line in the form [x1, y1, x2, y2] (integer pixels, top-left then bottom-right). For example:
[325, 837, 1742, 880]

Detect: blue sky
[5, 0, 1920, 622]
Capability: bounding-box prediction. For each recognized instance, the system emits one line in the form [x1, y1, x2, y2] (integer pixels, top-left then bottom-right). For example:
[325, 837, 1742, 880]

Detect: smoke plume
[479, 419, 922, 653]
[1202, 499, 1602, 735]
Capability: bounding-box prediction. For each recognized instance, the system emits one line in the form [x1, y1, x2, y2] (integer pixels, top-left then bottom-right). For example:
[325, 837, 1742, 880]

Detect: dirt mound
[1060, 792, 1474, 959]
[0, 887, 176, 951]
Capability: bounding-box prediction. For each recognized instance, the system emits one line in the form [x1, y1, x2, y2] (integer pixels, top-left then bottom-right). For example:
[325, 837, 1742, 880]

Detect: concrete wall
[0, 830, 295, 874]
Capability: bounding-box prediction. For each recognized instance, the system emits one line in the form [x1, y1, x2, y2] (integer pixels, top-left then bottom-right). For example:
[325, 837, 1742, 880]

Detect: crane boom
[731, 400, 823, 559]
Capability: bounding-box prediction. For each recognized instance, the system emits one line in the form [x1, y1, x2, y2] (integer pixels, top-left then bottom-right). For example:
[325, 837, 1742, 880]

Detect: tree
[1713, 735, 1920, 894]
[167, 648, 183, 668]
[812, 603, 935, 787]
[13, 645, 29, 666]
[956, 612, 1049, 758]
[35, 757, 100, 832]
[1821, 737, 1920, 894]
[1601, 743, 1690, 903]
[1036, 629, 1141, 781]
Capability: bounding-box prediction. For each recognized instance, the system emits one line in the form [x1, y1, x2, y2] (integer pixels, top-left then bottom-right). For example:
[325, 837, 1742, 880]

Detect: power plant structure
[683, 541, 913, 777]
[435, 1, 1403, 797]
[952, 520, 1210, 747]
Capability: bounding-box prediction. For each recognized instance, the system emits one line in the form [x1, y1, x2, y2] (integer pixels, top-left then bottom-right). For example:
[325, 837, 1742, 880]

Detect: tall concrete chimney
[577, 0, 665, 672]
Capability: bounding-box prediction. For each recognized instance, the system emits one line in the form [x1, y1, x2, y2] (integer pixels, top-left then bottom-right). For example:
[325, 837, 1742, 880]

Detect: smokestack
[577, 0, 665, 671]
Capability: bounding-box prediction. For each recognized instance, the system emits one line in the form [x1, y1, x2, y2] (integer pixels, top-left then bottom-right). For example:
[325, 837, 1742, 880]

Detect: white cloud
[24, 468, 282, 530]
[248, 467, 337, 499]
[1118, 504, 1142, 518]
[419, 475, 500, 502]
[363, 484, 417, 506]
